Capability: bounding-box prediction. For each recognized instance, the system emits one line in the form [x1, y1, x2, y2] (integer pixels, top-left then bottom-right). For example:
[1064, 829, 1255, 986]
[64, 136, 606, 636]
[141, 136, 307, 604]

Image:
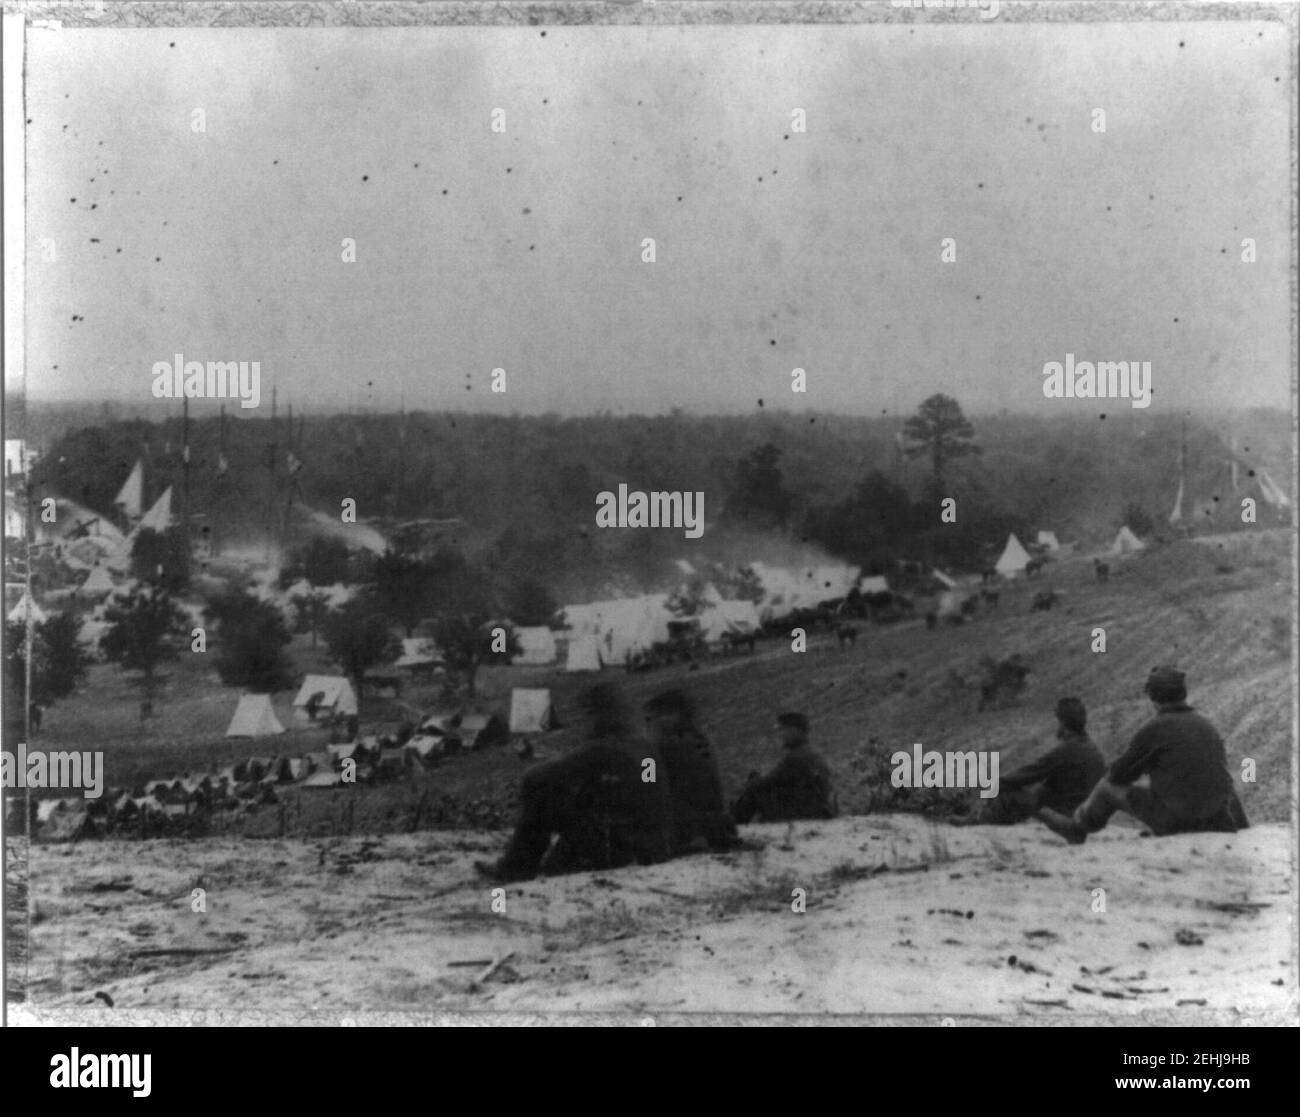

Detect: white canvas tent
[80, 565, 114, 598]
[7, 591, 47, 625]
[292, 674, 359, 723]
[513, 626, 557, 666]
[700, 599, 761, 642]
[509, 688, 554, 734]
[137, 486, 173, 534]
[565, 635, 603, 672]
[225, 694, 286, 738]
[563, 596, 671, 666]
[1036, 531, 1061, 552]
[994, 533, 1032, 578]
[858, 575, 890, 594]
[1112, 526, 1146, 555]
[114, 460, 144, 520]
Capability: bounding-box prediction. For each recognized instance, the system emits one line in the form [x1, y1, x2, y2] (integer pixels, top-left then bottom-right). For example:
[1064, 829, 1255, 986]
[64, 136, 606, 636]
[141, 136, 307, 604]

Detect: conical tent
[994, 533, 1032, 577]
[565, 635, 603, 672]
[7, 591, 47, 625]
[1036, 531, 1061, 552]
[225, 694, 286, 738]
[81, 566, 114, 597]
[1112, 526, 1146, 555]
[7, 590, 47, 624]
[114, 460, 144, 520]
[138, 486, 173, 533]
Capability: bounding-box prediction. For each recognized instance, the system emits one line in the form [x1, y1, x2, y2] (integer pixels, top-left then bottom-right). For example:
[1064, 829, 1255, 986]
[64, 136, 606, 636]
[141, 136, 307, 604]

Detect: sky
[15, 17, 1294, 417]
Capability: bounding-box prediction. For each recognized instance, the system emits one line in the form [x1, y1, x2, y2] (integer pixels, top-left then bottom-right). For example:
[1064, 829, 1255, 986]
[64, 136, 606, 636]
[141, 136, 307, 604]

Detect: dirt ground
[11, 813, 1294, 1024]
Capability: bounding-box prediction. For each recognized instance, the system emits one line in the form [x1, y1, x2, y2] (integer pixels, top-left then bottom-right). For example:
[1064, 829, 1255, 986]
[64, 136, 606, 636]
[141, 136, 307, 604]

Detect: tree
[729, 442, 794, 529]
[130, 526, 191, 593]
[505, 577, 558, 627]
[902, 394, 980, 493]
[372, 550, 437, 637]
[284, 535, 351, 587]
[289, 588, 331, 647]
[321, 596, 400, 699]
[204, 591, 295, 693]
[306, 536, 352, 586]
[432, 612, 517, 699]
[429, 564, 516, 698]
[100, 586, 187, 720]
[3, 612, 91, 736]
[805, 470, 915, 567]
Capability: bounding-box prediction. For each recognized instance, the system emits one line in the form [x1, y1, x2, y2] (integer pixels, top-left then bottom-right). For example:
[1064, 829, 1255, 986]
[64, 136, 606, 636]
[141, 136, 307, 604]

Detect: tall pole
[23, 444, 33, 846]
[265, 384, 278, 566]
[181, 394, 191, 532]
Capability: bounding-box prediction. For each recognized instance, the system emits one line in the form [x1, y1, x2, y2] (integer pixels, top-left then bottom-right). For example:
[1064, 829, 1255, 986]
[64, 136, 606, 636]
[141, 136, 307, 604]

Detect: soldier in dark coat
[478, 682, 673, 882]
[956, 697, 1105, 825]
[733, 712, 836, 824]
[1040, 667, 1248, 843]
[643, 689, 740, 853]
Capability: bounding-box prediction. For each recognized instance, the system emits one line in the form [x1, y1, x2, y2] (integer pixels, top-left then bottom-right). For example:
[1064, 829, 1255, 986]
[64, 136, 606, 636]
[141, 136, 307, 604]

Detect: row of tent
[225, 675, 359, 737]
[553, 565, 868, 673]
[992, 527, 1146, 578]
[227, 679, 556, 740]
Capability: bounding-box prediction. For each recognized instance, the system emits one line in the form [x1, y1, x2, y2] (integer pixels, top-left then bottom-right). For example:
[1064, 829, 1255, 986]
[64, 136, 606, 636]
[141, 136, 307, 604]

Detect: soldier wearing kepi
[643, 689, 740, 853]
[733, 712, 836, 824]
[1039, 667, 1249, 844]
[955, 696, 1105, 825]
[477, 682, 672, 882]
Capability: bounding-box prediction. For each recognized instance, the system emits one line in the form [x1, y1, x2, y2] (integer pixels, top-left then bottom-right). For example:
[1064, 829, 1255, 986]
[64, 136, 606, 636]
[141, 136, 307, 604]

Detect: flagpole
[182, 394, 191, 536]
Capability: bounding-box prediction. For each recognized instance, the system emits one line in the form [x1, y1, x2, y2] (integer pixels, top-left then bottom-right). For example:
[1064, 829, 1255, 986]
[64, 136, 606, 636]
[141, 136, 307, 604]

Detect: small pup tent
[225, 694, 286, 738]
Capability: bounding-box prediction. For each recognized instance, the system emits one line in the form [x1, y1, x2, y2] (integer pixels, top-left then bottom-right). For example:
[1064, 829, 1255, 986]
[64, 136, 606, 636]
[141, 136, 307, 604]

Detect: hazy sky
[17, 18, 1293, 416]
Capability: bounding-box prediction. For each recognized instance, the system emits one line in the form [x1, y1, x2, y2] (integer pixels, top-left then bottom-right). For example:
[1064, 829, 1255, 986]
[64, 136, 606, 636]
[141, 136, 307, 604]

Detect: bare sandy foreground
[12, 816, 1296, 1025]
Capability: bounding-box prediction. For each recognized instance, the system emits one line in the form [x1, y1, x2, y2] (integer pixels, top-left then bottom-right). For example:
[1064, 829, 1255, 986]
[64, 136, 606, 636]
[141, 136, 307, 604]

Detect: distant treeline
[26, 405, 1290, 596]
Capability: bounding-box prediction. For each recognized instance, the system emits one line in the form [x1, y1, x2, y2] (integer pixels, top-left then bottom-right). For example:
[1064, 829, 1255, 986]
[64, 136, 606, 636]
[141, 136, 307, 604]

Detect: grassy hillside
[26, 530, 1293, 831]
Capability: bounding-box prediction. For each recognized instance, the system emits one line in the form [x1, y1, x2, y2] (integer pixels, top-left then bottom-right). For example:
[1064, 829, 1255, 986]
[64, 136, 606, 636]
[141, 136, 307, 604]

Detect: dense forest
[17, 397, 1292, 601]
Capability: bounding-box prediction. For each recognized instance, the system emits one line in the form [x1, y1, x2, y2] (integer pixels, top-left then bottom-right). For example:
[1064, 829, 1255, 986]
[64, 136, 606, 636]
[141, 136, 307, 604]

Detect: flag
[287, 451, 303, 475]
[183, 444, 191, 465]
[217, 453, 229, 475]
[1168, 478, 1183, 525]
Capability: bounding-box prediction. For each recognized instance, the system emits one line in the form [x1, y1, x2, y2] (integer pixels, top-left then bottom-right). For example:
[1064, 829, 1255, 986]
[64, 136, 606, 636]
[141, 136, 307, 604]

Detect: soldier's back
[658, 727, 735, 849]
[551, 738, 673, 871]
[756, 746, 835, 822]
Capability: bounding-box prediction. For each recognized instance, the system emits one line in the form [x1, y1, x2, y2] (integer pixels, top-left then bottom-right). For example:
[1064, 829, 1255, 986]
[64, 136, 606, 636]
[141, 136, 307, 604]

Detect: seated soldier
[1039, 667, 1249, 844]
[733, 712, 836, 824]
[477, 682, 672, 882]
[955, 697, 1105, 825]
[643, 689, 740, 853]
